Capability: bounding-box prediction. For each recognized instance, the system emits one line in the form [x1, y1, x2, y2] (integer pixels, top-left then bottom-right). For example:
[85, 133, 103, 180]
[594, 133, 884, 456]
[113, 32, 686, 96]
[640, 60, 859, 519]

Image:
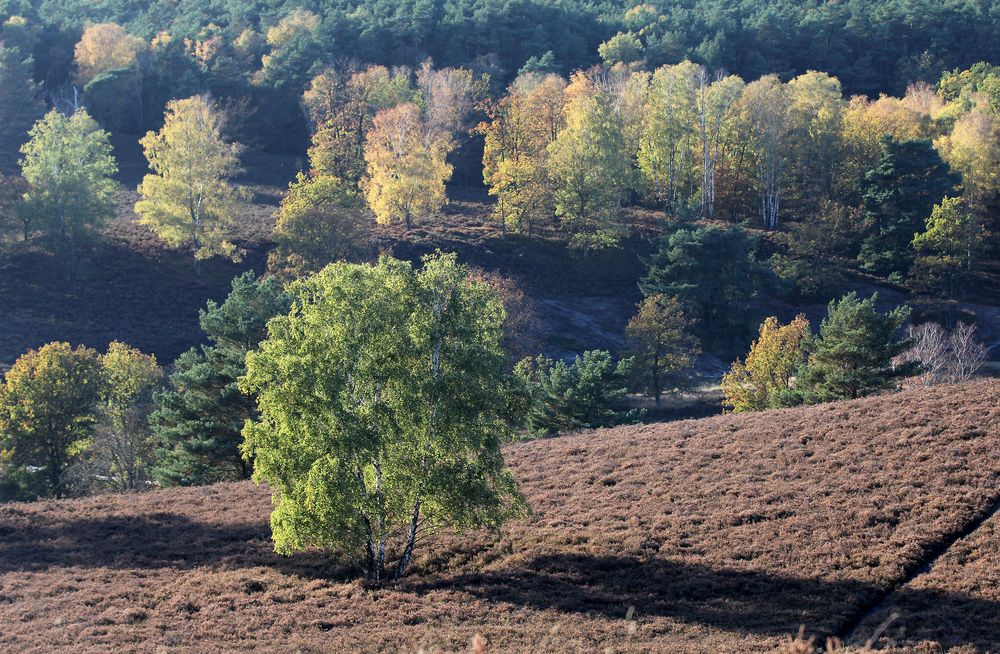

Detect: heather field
[1, 381, 999, 653]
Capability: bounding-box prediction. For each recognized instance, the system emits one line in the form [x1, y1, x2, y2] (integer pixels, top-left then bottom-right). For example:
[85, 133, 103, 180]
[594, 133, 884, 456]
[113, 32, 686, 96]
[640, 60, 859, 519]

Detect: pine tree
[0, 45, 43, 172]
[858, 137, 959, 278]
[151, 272, 291, 485]
[794, 292, 915, 402]
[639, 225, 776, 355]
[514, 350, 640, 435]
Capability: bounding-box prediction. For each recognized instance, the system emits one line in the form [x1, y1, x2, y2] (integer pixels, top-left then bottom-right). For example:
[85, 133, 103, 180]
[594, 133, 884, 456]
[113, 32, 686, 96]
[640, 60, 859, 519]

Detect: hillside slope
[1, 382, 1000, 652]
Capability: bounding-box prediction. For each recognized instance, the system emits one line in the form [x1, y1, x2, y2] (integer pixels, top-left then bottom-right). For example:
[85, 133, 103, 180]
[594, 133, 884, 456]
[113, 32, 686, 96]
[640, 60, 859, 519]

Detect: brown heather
[2, 381, 999, 652]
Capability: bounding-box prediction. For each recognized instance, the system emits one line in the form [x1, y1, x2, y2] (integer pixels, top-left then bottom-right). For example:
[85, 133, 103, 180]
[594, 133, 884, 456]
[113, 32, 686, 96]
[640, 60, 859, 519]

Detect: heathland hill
[2, 381, 999, 653]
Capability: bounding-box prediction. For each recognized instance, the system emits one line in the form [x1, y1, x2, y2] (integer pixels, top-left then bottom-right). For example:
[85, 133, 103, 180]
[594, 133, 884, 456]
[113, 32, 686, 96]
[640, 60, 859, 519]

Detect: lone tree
[794, 292, 915, 403]
[136, 95, 246, 269]
[241, 254, 526, 583]
[152, 271, 291, 486]
[0, 342, 104, 499]
[625, 294, 700, 406]
[19, 109, 117, 260]
[722, 314, 810, 412]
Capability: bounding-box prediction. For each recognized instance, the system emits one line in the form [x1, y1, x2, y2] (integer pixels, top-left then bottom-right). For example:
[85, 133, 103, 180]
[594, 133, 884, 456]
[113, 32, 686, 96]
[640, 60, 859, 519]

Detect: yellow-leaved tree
[362, 102, 452, 227]
[479, 73, 566, 234]
[722, 314, 810, 412]
[74, 22, 148, 85]
[135, 95, 247, 268]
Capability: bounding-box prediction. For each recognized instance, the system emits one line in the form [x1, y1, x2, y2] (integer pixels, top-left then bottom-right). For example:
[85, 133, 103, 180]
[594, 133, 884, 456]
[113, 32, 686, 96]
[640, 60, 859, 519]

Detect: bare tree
[948, 322, 988, 383]
[899, 322, 950, 387]
[897, 321, 987, 386]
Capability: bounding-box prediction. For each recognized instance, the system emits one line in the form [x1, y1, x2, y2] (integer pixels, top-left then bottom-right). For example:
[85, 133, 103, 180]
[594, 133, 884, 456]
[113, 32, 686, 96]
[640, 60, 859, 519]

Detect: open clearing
[1, 381, 999, 653]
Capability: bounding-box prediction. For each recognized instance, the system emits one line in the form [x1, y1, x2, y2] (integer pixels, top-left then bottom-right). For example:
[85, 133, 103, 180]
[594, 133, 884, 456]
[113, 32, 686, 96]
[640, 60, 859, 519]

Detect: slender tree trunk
[390, 500, 422, 581]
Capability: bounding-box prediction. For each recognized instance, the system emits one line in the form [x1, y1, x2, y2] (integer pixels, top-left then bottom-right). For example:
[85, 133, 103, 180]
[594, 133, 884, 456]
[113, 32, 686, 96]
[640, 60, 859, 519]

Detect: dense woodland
[0, 0, 998, 596]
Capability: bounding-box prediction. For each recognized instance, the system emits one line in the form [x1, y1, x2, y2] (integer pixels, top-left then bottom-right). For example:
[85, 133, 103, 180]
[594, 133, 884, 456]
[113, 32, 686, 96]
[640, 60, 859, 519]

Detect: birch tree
[135, 95, 247, 267]
[479, 73, 565, 234]
[93, 342, 162, 492]
[741, 75, 790, 229]
[786, 71, 846, 205]
[547, 73, 629, 252]
[19, 109, 117, 263]
[241, 254, 526, 583]
[697, 72, 744, 218]
[638, 61, 700, 213]
[362, 102, 452, 227]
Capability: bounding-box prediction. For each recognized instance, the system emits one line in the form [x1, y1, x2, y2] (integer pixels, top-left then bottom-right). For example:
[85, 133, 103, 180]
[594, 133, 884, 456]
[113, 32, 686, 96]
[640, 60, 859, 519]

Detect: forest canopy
[2, 0, 1000, 98]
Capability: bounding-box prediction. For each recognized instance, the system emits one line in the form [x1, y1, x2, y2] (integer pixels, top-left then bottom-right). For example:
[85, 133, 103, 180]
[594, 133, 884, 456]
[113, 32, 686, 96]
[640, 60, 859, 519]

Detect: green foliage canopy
[240, 253, 526, 582]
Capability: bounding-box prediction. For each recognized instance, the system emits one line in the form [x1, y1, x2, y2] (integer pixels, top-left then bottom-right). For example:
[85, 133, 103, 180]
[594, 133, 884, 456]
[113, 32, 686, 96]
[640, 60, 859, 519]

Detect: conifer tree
[858, 137, 958, 278]
[0, 45, 43, 171]
[625, 294, 700, 405]
[794, 293, 915, 402]
[151, 272, 292, 486]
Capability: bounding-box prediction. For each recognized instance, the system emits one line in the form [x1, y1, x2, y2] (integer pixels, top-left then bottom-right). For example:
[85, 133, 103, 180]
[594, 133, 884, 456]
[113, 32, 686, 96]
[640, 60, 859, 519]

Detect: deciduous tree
[268, 172, 369, 279]
[625, 294, 700, 405]
[136, 95, 247, 267]
[306, 65, 417, 184]
[362, 102, 452, 227]
[638, 61, 700, 214]
[547, 73, 629, 252]
[241, 254, 526, 582]
[479, 73, 565, 234]
[19, 109, 117, 261]
[93, 342, 162, 492]
[74, 22, 147, 85]
[0, 342, 103, 499]
[722, 314, 810, 412]
[740, 74, 790, 229]
[911, 196, 986, 298]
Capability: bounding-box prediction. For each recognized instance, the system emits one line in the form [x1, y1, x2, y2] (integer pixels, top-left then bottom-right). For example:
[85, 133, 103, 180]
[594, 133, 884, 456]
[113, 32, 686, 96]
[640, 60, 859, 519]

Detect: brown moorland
[848, 495, 1000, 652]
[1, 381, 999, 653]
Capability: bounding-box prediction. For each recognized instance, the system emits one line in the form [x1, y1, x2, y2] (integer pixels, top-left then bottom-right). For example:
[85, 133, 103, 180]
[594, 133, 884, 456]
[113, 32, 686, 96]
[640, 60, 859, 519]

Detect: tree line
[477, 61, 1000, 301]
[1, 15, 999, 305]
[4, 0, 1000, 152]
